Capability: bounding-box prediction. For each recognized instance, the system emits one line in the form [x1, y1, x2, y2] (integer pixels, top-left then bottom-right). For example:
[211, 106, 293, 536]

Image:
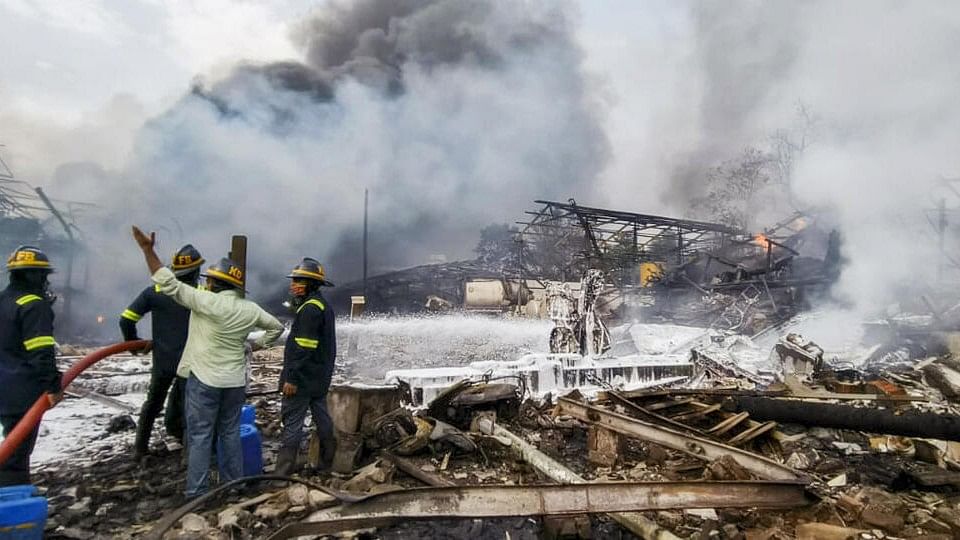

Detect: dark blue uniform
[120, 284, 191, 451]
[279, 292, 336, 467]
[0, 285, 60, 486]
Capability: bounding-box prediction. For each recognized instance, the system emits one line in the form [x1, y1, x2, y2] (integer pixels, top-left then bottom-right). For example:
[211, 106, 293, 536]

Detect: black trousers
[281, 394, 336, 467]
[135, 373, 186, 452]
[0, 412, 40, 486]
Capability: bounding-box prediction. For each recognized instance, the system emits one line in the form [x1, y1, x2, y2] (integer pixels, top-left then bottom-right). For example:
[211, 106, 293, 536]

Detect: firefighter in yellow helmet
[120, 244, 204, 460]
[0, 246, 63, 486]
[131, 227, 283, 499]
[275, 257, 337, 474]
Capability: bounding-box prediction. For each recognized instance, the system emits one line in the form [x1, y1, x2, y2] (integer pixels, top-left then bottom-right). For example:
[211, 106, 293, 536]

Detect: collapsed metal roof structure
[517, 199, 745, 287]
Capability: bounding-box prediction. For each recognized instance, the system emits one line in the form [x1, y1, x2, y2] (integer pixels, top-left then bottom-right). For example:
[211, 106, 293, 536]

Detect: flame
[753, 233, 769, 247]
[96, 315, 105, 324]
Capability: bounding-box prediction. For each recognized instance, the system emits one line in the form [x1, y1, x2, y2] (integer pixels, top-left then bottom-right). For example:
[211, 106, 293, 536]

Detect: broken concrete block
[826, 473, 847, 487]
[795, 522, 864, 540]
[702, 454, 752, 481]
[861, 502, 905, 533]
[934, 506, 960, 534]
[285, 484, 309, 506]
[785, 450, 815, 470]
[179, 513, 209, 533]
[368, 483, 403, 495]
[331, 431, 363, 474]
[836, 494, 864, 517]
[253, 500, 290, 521]
[655, 511, 683, 530]
[55, 527, 94, 540]
[920, 518, 954, 535]
[684, 508, 718, 521]
[343, 459, 395, 493]
[587, 425, 620, 467]
[742, 528, 778, 540]
[922, 364, 960, 399]
[721, 523, 741, 539]
[217, 507, 241, 530]
[542, 514, 591, 540]
[309, 489, 337, 507]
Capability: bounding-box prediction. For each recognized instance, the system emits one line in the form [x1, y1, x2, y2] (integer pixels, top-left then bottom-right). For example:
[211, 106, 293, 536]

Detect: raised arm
[132, 226, 164, 274]
[132, 225, 218, 317]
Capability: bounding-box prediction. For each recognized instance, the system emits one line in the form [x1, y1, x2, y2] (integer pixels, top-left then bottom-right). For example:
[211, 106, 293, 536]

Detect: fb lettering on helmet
[15, 251, 36, 263]
[228, 266, 243, 280]
[177, 255, 193, 266]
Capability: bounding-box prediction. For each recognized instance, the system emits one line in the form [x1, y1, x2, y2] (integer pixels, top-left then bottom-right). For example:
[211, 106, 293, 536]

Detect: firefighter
[275, 257, 337, 474]
[120, 244, 204, 460]
[0, 246, 62, 486]
[132, 226, 283, 498]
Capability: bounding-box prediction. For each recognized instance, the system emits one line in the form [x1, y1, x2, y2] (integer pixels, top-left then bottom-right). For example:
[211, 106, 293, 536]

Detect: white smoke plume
[591, 1, 960, 315]
[9, 0, 607, 336]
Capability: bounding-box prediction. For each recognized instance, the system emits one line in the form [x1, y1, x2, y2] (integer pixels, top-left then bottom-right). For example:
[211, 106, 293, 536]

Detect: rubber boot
[318, 437, 337, 472]
[274, 446, 298, 477]
[133, 415, 152, 462]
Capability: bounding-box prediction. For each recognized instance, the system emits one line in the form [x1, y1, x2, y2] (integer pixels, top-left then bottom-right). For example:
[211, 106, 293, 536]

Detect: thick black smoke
[40, 0, 607, 335]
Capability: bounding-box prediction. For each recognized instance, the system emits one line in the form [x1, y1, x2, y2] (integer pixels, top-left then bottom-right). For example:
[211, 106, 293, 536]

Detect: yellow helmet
[201, 258, 245, 289]
[170, 244, 205, 276]
[286, 257, 333, 286]
[6, 245, 54, 272]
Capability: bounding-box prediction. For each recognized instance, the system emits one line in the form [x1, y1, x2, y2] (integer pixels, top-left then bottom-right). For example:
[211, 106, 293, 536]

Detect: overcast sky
[0, 0, 682, 210]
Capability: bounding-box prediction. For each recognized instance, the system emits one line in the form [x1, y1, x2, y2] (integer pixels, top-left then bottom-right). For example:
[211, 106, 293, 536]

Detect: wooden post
[229, 235, 247, 298]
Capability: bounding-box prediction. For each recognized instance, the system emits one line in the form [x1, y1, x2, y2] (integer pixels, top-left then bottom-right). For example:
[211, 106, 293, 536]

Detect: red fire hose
[0, 340, 150, 466]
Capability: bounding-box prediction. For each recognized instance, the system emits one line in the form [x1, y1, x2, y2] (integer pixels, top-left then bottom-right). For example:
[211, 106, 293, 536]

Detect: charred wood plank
[556, 397, 802, 481]
[727, 421, 777, 446]
[670, 404, 722, 422]
[381, 451, 455, 487]
[707, 412, 750, 435]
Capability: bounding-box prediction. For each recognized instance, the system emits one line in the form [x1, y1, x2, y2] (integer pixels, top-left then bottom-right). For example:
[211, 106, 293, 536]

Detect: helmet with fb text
[170, 244, 205, 277]
[6, 245, 54, 273]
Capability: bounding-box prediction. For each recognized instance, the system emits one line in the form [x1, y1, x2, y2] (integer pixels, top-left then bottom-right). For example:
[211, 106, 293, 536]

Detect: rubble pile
[19, 304, 960, 540]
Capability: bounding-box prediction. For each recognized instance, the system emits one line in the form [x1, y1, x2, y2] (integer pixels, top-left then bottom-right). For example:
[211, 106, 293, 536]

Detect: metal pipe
[731, 396, 960, 442]
[493, 423, 680, 540]
[363, 188, 368, 299]
[34, 187, 75, 328]
[269, 481, 810, 539]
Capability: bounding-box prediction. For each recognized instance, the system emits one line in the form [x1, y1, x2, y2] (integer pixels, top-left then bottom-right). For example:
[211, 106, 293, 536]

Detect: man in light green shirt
[154, 266, 282, 386]
[133, 226, 283, 498]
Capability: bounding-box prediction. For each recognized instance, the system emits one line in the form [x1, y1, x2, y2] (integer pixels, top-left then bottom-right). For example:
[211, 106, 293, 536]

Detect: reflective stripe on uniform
[121, 309, 143, 322]
[296, 299, 325, 313]
[15, 294, 43, 306]
[23, 335, 56, 351]
[154, 284, 162, 293]
[294, 337, 318, 349]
